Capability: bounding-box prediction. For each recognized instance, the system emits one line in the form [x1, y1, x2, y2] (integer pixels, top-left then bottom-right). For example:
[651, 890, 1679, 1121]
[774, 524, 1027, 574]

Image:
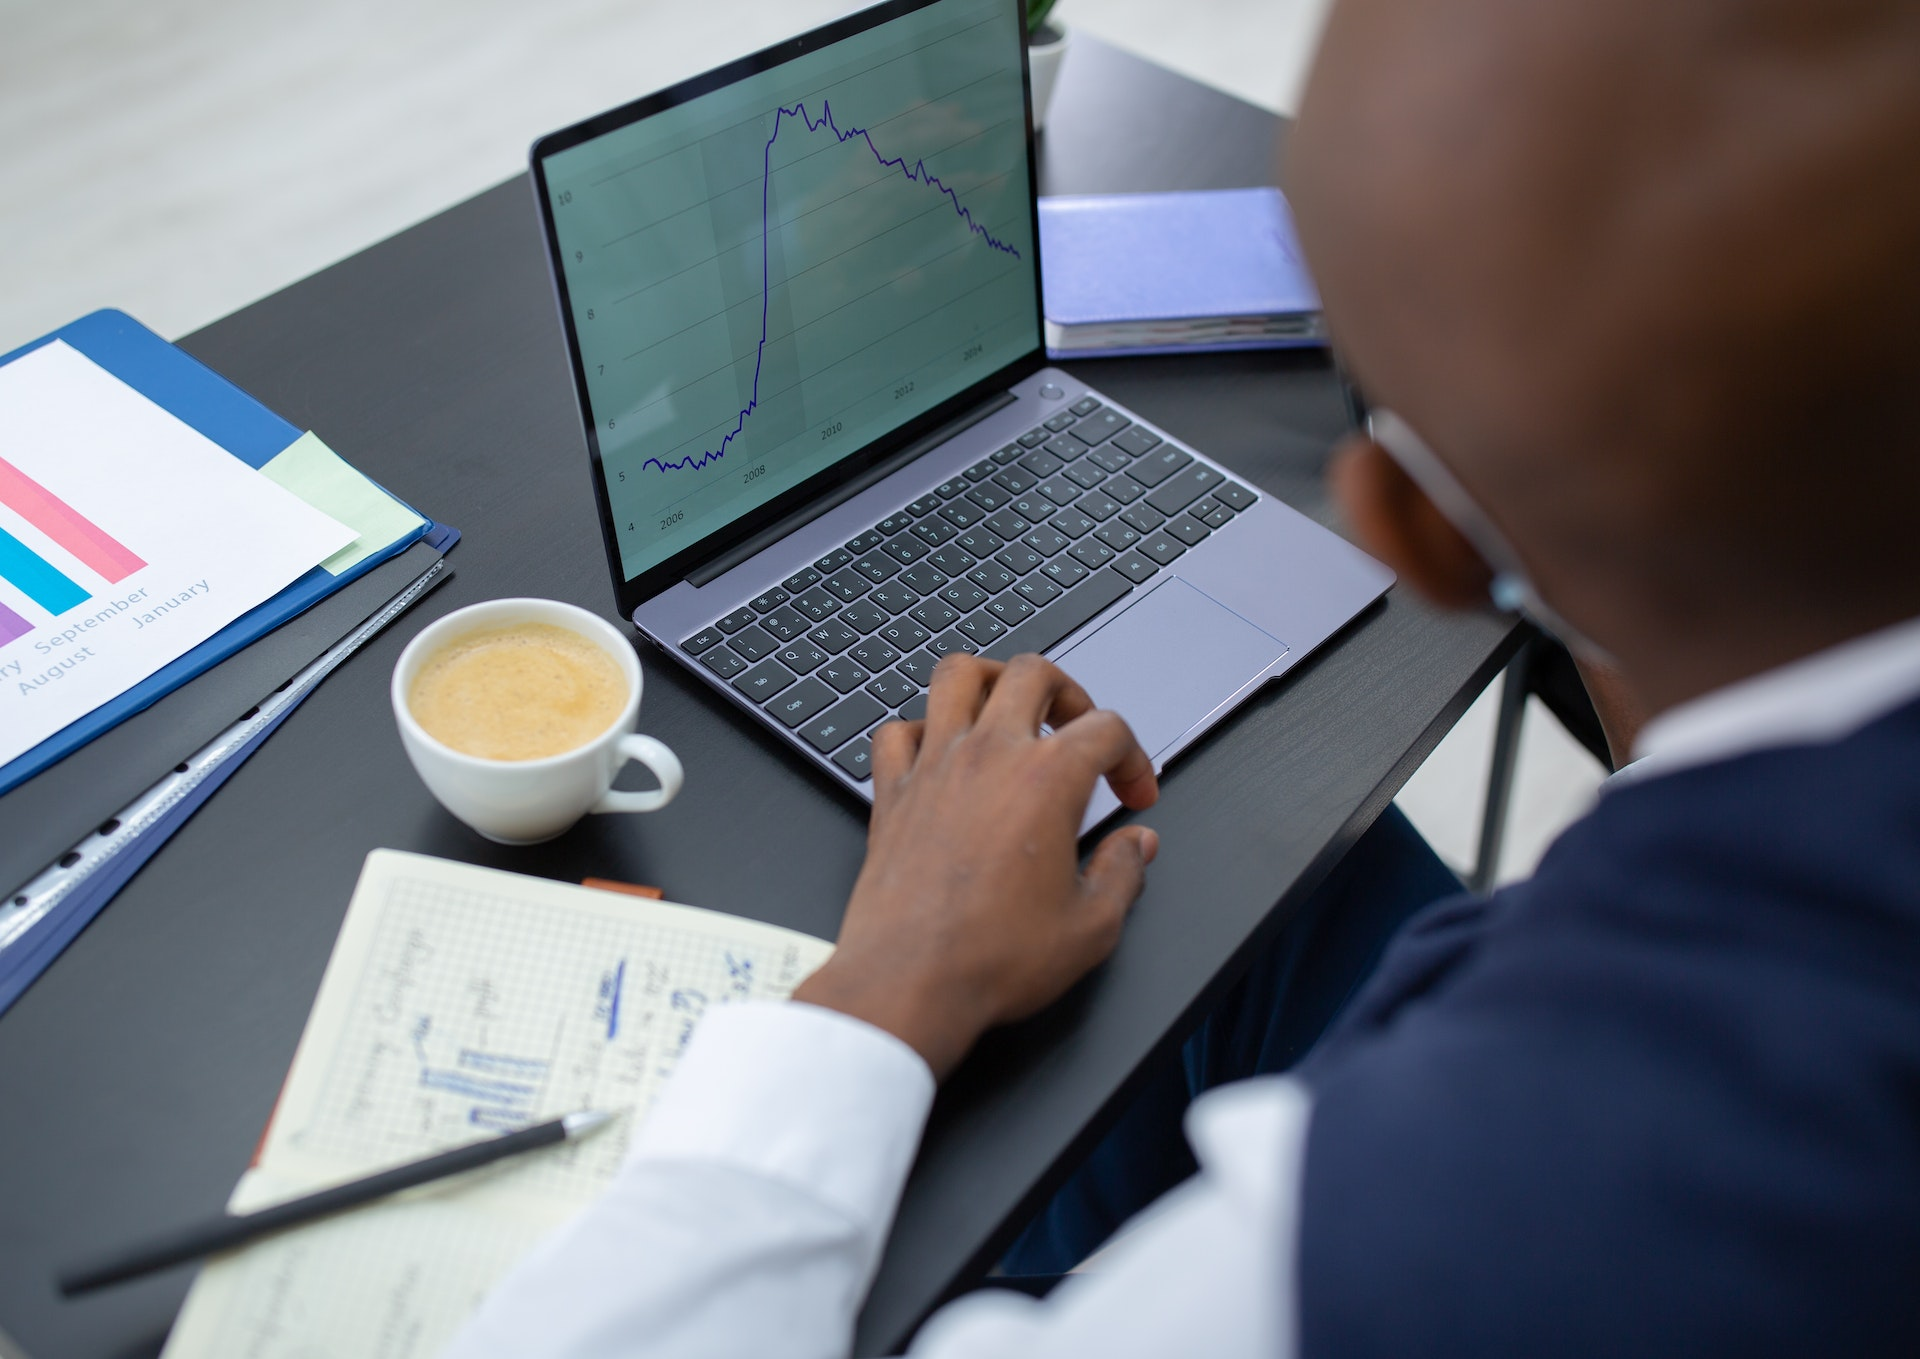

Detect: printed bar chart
[0, 600, 30, 646]
[0, 524, 89, 615]
[0, 455, 147, 583]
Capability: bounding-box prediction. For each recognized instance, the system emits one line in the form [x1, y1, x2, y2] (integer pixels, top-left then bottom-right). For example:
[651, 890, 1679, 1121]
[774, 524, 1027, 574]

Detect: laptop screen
[535, 0, 1040, 597]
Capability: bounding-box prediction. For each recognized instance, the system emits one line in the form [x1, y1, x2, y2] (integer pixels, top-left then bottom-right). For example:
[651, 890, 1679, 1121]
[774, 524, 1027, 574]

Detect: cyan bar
[0, 525, 89, 615]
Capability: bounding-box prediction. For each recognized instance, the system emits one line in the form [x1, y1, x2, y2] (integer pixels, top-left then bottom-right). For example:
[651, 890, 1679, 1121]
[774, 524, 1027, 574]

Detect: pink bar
[0, 455, 145, 584]
[0, 600, 29, 647]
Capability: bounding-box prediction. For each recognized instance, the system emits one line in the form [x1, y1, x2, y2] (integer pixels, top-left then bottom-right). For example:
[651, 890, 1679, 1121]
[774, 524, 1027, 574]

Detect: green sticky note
[262, 432, 426, 575]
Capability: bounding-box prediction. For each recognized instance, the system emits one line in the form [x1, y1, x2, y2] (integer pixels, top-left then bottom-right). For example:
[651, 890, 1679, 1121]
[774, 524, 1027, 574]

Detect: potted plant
[1027, 0, 1069, 132]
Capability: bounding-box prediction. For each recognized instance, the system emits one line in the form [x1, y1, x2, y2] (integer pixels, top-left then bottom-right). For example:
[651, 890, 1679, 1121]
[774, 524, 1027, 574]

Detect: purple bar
[0, 600, 30, 647]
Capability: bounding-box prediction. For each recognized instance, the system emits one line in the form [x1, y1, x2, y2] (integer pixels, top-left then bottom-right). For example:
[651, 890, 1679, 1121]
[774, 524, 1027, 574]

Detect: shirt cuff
[625, 1000, 937, 1233]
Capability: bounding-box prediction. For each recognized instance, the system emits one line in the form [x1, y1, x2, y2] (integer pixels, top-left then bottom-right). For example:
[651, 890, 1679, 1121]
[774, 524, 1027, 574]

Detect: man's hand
[793, 653, 1161, 1079]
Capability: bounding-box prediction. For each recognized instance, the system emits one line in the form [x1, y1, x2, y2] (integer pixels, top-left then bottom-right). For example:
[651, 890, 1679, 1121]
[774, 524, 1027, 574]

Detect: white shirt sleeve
[440, 1001, 1311, 1359]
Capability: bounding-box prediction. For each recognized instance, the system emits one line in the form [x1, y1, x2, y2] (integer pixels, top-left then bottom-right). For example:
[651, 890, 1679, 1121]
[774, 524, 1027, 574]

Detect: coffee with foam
[407, 622, 627, 761]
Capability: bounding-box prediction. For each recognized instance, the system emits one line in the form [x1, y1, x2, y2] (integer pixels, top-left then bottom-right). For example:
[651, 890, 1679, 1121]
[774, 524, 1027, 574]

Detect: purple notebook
[1038, 187, 1325, 358]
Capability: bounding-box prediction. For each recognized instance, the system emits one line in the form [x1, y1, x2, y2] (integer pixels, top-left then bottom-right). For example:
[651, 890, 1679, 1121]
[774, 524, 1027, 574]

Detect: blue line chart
[640, 98, 1020, 475]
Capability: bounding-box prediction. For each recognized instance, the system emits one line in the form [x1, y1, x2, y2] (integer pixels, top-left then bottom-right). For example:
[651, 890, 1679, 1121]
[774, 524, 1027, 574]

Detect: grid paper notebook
[161, 849, 833, 1358]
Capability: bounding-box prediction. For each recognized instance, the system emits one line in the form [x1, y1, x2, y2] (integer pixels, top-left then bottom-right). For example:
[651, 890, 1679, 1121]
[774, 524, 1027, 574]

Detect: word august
[6, 581, 212, 696]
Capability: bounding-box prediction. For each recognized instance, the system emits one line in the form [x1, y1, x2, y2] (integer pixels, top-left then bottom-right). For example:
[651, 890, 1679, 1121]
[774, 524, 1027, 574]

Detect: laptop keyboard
[678, 398, 1259, 782]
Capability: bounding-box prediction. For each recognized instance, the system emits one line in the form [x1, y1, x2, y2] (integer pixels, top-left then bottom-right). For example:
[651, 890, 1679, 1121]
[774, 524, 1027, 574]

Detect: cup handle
[592, 734, 684, 814]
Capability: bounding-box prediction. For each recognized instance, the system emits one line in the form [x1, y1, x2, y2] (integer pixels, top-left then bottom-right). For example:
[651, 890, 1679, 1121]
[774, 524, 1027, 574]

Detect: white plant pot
[1028, 22, 1069, 133]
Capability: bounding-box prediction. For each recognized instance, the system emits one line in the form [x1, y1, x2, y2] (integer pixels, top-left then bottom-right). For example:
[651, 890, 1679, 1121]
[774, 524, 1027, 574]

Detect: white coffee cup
[391, 598, 683, 844]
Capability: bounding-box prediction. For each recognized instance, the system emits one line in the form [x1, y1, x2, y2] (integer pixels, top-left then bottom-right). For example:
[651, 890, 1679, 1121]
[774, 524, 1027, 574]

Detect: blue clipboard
[0, 309, 455, 795]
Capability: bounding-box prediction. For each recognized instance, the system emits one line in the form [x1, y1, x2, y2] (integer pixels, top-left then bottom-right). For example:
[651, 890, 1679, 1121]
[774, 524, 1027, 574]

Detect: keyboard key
[911, 516, 959, 547]
[1037, 476, 1082, 506]
[1070, 538, 1117, 569]
[879, 619, 932, 650]
[991, 443, 1024, 464]
[896, 650, 941, 685]
[808, 620, 860, 653]
[868, 582, 916, 615]
[910, 599, 961, 631]
[1120, 504, 1167, 535]
[1063, 462, 1105, 491]
[1138, 531, 1187, 566]
[782, 567, 822, 593]
[851, 637, 902, 670]
[838, 599, 888, 634]
[817, 657, 871, 694]
[777, 641, 830, 673]
[1043, 432, 1092, 461]
[845, 529, 885, 554]
[865, 669, 919, 707]
[1112, 551, 1159, 584]
[749, 588, 789, 613]
[900, 562, 949, 595]
[733, 659, 797, 701]
[1070, 396, 1102, 416]
[792, 587, 840, 622]
[1006, 492, 1052, 522]
[1110, 426, 1163, 458]
[800, 694, 884, 757]
[968, 561, 1016, 593]
[928, 546, 977, 576]
[1101, 473, 1146, 504]
[993, 465, 1039, 494]
[882, 534, 930, 565]
[1050, 510, 1097, 539]
[1042, 557, 1089, 589]
[728, 625, 778, 662]
[769, 677, 836, 729]
[1146, 462, 1227, 515]
[760, 606, 810, 642]
[1023, 526, 1072, 557]
[814, 547, 854, 573]
[965, 458, 997, 482]
[928, 630, 979, 657]
[939, 581, 990, 613]
[1087, 445, 1132, 475]
[1193, 498, 1235, 530]
[983, 510, 1031, 541]
[701, 647, 750, 680]
[1044, 411, 1079, 432]
[1020, 449, 1066, 480]
[1094, 520, 1142, 552]
[939, 498, 985, 529]
[1076, 409, 1130, 443]
[1076, 491, 1123, 522]
[984, 569, 1135, 662]
[1015, 575, 1063, 608]
[898, 692, 930, 722]
[1214, 480, 1257, 511]
[966, 481, 1010, 512]
[935, 478, 969, 500]
[1017, 428, 1050, 448]
[716, 606, 756, 634]
[824, 568, 872, 602]
[907, 493, 944, 517]
[985, 593, 1035, 625]
[1166, 515, 1211, 547]
[850, 554, 898, 583]
[833, 737, 875, 781]
[996, 543, 1045, 574]
[956, 612, 1007, 647]
[1127, 446, 1193, 488]
[953, 528, 1005, 558]
[875, 511, 915, 536]
[681, 626, 723, 655]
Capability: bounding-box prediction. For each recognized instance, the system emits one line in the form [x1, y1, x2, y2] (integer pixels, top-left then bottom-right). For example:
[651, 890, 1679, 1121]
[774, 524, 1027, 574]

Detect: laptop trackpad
[1054, 576, 1290, 766]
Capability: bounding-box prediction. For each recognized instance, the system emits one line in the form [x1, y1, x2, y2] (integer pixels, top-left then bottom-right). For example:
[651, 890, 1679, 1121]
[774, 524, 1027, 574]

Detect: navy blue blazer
[1298, 696, 1920, 1356]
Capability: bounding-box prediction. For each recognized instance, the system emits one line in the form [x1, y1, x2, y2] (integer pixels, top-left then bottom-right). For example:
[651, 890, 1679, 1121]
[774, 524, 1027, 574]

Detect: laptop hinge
[683, 391, 1019, 588]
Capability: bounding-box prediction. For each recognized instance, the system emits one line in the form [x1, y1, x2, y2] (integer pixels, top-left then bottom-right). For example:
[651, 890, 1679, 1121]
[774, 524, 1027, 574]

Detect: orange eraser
[582, 877, 665, 900]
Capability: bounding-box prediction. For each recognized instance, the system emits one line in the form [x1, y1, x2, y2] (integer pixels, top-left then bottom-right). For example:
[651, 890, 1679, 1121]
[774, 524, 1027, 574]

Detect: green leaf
[1027, 0, 1058, 37]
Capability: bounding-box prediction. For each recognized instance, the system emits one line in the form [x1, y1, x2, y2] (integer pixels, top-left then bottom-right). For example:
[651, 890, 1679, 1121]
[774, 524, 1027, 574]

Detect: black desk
[0, 39, 1515, 1358]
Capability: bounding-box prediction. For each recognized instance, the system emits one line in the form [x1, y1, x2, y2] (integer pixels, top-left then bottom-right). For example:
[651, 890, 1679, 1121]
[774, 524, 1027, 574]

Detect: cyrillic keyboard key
[1063, 462, 1105, 490]
[792, 587, 839, 622]
[1109, 425, 1163, 457]
[939, 498, 985, 529]
[883, 534, 930, 565]
[1050, 510, 1097, 539]
[928, 630, 979, 657]
[996, 544, 1044, 574]
[983, 569, 1134, 661]
[1015, 575, 1063, 608]
[1127, 446, 1193, 487]
[880, 619, 932, 651]
[940, 581, 990, 613]
[968, 562, 1016, 593]
[681, 626, 723, 655]
[993, 465, 1039, 494]
[896, 650, 941, 685]
[967, 482, 1011, 513]
[770, 677, 837, 729]
[728, 625, 778, 662]
[817, 658, 871, 694]
[953, 528, 1004, 558]
[984, 510, 1031, 540]
[833, 737, 875, 781]
[1037, 476, 1082, 506]
[1076, 491, 1123, 522]
[851, 638, 902, 671]
[928, 546, 977, 576]
[1088, 446, 1132, 475]
[1120, 504, 1167, 535]
[1070, 538, 1116, 569]
[1101, 474, 1145, 504]
[1042, 557, 1089, 589]
[900, 563, 949, 595]
[776, 641, 830, 673]
[808, 620, 860, 653]
[910, 599, 961, 631]
[865, 669, 918, 707]
[986, 593, 1035, 625]
[1043, 432, 1092, 461]
[868, 582, 916, 615]
[1023, 526, 1072, 557]
[956, 612, 1007, 647]
[701, 647, 750, 680]
[1094, 521, 1142, 552]
[1018, 450, 1065, 479]
[912, 516, 959, 547]
[1145, 462, 1226, 515]
[838, 600, 888, 634]
[733, 659, 797, 701]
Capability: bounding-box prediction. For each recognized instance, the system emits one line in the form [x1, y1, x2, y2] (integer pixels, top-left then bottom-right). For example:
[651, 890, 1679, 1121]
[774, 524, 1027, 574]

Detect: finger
[920, 653, 1001, 748]
[1052, 708, 1160, 810]
[979, 652, 1098, 736]
[869, 719, 923, 796]
[1072, 825, 1159, 958]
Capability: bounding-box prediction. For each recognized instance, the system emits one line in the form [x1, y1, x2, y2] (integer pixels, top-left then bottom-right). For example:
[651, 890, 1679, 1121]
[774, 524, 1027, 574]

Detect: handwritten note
[161, 850, 833, 1358]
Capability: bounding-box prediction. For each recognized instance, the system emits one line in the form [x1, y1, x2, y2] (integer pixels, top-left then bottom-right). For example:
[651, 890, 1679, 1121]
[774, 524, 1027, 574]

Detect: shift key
[801, 692, 887, 753]
[1145, 462, 1226, 515]
[983, 568, 1133, 662]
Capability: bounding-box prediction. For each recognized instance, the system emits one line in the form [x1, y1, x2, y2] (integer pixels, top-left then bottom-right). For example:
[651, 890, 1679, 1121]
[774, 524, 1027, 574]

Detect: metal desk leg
[1471, 638, 1537, 894]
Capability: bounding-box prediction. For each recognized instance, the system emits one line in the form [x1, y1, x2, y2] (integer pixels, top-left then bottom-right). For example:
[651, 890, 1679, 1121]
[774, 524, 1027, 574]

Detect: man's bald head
[1290, 0, 1920, 691]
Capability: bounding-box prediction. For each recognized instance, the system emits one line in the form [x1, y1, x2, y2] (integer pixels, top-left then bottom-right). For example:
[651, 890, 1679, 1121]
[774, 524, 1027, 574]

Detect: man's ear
[1329, 436, 1496, 609]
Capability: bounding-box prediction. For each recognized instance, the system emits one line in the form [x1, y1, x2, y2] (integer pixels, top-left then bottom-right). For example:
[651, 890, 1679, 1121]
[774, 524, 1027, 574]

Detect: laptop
[530, 0, 1392, 829]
